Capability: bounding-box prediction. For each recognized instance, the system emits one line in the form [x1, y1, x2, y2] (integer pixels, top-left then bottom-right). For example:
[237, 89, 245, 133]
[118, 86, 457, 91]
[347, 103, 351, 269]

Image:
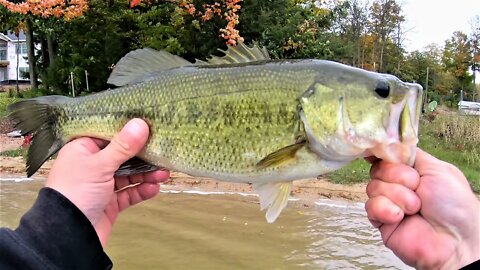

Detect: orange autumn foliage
[133, 0, 244, 46]
[0, 0, 88, 20]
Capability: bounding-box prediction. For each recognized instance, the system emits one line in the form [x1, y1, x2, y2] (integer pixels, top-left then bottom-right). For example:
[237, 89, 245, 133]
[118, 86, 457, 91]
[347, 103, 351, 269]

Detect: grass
[0, 92, 21, 119]
[0, 148, 27, 158]
[328, 159, 371, 185]
[419, 113, 480, 192]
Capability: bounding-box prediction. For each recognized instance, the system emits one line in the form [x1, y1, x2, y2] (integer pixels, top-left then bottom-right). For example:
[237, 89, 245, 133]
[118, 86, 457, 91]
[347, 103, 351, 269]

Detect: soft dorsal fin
[195, 42, 270, 65]
[107, 48, 191, 86]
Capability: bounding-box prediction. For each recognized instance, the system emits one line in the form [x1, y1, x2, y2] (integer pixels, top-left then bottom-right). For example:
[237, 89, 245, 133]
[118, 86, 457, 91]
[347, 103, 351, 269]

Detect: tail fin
[8, 96, 69, 177]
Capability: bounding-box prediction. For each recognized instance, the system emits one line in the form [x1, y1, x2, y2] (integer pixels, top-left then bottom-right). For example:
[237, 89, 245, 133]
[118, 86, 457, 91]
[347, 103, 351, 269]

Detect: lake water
[0, 177, 411, 269]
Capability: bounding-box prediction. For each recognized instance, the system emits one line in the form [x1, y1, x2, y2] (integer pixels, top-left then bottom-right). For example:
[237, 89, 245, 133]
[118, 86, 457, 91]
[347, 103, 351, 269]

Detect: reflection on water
[0, 178, 411, 270]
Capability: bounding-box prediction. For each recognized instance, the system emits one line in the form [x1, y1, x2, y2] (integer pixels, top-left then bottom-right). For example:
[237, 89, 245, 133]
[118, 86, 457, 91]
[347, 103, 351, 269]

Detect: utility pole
[15, 28, 20, 97]
[70, 72, 75, 97]
[423, 67, 429, 111]
[85, 70, 89, 92]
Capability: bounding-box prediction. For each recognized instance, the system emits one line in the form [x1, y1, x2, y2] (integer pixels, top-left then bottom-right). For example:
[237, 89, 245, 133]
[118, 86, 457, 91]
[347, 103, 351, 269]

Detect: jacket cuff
[460, 259, 480, 270]
[15, 187, 112, 269]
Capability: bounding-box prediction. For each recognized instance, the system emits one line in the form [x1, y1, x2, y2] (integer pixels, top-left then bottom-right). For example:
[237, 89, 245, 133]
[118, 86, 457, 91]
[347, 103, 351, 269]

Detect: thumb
[97, 118, 150, 169]
[413, 147, 442, 173]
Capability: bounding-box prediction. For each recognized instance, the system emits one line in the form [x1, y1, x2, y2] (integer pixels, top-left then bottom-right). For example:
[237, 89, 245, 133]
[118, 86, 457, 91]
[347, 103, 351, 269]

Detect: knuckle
[112, 136, 132, 155]
[366, 180, 381, 197]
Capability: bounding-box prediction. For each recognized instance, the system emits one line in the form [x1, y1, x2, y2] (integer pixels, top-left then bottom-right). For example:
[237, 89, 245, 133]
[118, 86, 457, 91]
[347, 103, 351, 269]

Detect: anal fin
[115, 157, 162, 176]
[253, 182, 293, 223]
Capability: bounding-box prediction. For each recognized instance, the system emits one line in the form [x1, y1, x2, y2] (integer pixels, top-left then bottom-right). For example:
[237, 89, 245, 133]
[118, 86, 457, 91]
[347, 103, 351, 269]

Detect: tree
[0, 0, 88, 89]
[335, 0, 369, 67]
[368, 0, 404, 72]
[469, 15, 480, 97]
[443, 31, 473, 99]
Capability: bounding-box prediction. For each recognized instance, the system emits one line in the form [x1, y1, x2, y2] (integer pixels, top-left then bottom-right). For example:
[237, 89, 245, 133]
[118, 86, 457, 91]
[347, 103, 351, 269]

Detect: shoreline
[0, 155, 368, 203]
[1, 134, 368, 203]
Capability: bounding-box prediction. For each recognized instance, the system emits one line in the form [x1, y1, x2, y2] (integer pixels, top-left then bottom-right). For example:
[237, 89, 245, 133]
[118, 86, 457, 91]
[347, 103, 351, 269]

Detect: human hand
[365, 148, 480, 269]
[45, 119, 170, 247]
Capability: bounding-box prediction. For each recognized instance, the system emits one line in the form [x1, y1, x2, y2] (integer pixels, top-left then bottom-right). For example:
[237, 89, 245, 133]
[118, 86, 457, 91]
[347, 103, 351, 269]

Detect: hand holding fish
[45, 119, 170, 247]
[365, 148, 480, 269]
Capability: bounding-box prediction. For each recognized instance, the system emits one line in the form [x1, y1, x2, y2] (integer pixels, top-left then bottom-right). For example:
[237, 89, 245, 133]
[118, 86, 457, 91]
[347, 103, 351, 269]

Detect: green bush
[0, 92, 21, 119]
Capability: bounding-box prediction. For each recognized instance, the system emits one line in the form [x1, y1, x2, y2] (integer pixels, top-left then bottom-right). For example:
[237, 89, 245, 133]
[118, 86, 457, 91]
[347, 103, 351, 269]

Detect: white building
[0, 31, 29, 83]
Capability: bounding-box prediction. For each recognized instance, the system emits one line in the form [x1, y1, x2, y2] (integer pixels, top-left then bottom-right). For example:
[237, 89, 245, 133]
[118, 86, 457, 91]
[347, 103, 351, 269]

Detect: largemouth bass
[8, 43, 422, 222]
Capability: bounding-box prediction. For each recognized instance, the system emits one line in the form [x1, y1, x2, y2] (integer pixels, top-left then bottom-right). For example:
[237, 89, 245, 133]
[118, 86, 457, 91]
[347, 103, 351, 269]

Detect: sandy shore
[1, 136, 368, 203]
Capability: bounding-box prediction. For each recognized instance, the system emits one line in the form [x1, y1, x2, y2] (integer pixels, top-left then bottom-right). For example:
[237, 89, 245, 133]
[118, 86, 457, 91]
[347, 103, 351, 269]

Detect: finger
[365, 195, 404, 225]
[96, 119, 150, 169]
[90, 138, 109, 149]
[63, 137, 103, 155]
[142, 170, 170, 183]
[370, 160, 420, 190]
[366, 179, 421, 215]
[116, 183, 160, 212]
[114, 174, 142, 191]
[115, 170, 170, 191]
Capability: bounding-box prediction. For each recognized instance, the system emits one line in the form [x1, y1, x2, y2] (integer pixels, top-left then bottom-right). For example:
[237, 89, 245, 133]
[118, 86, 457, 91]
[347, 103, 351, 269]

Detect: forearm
[0, 188, 112, 270]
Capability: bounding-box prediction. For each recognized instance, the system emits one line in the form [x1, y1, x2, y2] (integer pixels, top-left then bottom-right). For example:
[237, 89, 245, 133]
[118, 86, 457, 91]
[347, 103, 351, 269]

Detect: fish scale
[58, 63, 318, 178]
[8, 43, 422, 222]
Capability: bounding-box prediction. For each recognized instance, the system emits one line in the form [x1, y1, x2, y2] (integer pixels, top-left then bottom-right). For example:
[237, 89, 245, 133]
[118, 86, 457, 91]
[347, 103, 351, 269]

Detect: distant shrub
[423, 113, 480, 165]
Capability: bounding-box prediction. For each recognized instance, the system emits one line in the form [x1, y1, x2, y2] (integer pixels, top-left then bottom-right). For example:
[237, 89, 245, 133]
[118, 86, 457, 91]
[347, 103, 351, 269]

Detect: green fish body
[9, 43, 423, 222]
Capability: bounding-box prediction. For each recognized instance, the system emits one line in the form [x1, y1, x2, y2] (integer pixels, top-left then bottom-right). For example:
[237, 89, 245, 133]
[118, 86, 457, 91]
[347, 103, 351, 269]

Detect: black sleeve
[0, 188, 112, 270]
[460, 259, 480, 270]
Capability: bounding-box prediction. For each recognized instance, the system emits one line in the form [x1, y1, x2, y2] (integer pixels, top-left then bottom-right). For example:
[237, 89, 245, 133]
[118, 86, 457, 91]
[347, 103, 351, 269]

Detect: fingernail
[392, 205, 401, 216]
[122, 119, 148, 141]
[125, 119, 144, 133]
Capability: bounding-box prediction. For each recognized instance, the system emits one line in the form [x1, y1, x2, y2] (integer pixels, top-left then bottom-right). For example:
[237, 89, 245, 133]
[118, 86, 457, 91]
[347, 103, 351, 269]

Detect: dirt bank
[1, 131, 368, 202]
[0, 155, 368, 204]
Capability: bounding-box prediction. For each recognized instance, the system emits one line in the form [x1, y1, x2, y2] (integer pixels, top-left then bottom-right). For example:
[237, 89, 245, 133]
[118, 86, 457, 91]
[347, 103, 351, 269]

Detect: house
[0, 30, 29, 84]
[458, 100, 480, 116]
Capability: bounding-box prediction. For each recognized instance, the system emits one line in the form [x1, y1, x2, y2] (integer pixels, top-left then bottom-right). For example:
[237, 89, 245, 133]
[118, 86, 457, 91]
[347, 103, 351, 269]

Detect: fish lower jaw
[366, 140, 417, 166]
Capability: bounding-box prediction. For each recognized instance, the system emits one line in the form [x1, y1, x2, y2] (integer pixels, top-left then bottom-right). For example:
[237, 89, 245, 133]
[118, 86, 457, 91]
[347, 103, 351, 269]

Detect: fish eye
[374, 81, 390, 98]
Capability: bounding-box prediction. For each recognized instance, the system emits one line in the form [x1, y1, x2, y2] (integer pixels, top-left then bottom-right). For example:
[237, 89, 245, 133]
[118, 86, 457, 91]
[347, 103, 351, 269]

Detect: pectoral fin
[253, 182, 292, 223]
[256, 140, 306, 169]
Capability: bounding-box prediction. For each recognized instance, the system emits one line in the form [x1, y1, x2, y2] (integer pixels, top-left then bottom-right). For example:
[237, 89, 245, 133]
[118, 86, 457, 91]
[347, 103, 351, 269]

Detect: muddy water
[0, 177, 411, 269]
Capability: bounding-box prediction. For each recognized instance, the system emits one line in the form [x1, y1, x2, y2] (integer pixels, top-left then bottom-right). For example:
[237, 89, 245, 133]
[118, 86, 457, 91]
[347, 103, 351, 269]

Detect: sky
[402, 0, 480, 52]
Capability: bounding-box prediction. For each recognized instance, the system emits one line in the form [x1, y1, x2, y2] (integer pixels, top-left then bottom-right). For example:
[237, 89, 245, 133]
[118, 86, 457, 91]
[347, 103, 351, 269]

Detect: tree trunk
[41, 38, 49, 90]
[380, 37, 385, 72]
[25, 19, 38, 89]
[14, 29, 20, 97]
[47, 34, 55, 65]
[106, 0, 114, 8]
[372, 38, 378, 71]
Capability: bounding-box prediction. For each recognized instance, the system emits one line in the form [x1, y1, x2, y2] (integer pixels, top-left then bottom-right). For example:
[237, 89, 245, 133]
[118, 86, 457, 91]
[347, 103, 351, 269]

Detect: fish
[8, 43, 423, 223]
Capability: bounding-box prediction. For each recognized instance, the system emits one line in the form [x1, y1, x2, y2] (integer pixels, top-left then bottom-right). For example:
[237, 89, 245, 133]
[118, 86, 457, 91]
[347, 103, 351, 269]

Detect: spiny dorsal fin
[195, 42, 270, 65]
[107, 48, 191, 86]
[253, 182, 292, 223]
[256, 139, 306, 169]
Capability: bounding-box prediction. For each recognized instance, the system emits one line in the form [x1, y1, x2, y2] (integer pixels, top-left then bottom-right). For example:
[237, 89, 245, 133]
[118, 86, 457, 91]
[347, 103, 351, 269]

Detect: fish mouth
[369, 83, 423, 165]
[301, 82, 422, 166]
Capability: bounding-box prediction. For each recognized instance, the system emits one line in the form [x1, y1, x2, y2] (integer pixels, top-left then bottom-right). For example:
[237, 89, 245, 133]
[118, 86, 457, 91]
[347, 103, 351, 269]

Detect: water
[0, 177, 411, 269]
